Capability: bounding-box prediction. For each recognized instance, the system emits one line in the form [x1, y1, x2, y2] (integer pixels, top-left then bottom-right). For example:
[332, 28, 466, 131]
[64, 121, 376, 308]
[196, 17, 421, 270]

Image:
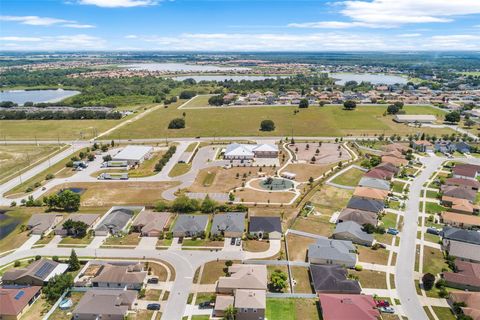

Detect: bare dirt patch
[286, 234, 317, 262]
[234, 188, 296, 204]
[283, 163, 334, 182]
[289, 142, 351, 164]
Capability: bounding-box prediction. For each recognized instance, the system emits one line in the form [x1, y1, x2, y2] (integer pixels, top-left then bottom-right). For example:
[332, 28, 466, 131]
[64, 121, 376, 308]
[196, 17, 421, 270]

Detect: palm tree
[223, 305, 236, 320]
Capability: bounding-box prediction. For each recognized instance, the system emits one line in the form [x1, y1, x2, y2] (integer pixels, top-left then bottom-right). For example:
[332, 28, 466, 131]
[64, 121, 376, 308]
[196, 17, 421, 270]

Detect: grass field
[106, 103, 451, 139]
[180, 95, 213, 108]
[350, 270, 387, 289]
[0, 207, 36, 253]
[331, 166, 365, 187]
[169, 163, 191, 177]
[423, 247, 448, 275]
[266, 298, 320, 320]
[0, 144, 63, 184]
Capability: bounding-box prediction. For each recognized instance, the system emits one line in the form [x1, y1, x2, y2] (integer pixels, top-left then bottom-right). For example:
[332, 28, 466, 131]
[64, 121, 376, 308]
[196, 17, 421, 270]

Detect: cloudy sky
[1, 0, 480, 51]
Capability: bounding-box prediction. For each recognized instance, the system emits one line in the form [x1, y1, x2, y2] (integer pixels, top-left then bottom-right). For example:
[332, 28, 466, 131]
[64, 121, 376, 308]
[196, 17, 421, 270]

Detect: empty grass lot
[331, 166, 365, 187]
[350, 270, 388, 289]
[103, 233, 141, 246]
[425, 202, 446, 214]
[266, 298, 320, 320]
[291, 267, 314, 293]
[357, 246, 389, 265]
[380, 213, 398, 229]
[200, 260, 233, 284]
[168, 163, 191, 177]
[309, 185, 353, 216]
[0, 144, 64, 184]
[106, 104, 452, 139]
[423, 247, 448, 275]
[432, 307, 456, 320]
[286, 234, 317, 261]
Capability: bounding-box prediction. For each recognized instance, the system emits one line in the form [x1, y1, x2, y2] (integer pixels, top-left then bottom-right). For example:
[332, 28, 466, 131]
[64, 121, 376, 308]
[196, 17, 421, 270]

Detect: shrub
[14, 260, 21, 267]
[168, 118, 185, 129]
[260, 119, 275, 131]
[45, 173, 54, 180]
[179, 90, 197, 99]
[343, 100, 357, 110]
[354, 265, 363, 271]
[422, 273, 436, 290]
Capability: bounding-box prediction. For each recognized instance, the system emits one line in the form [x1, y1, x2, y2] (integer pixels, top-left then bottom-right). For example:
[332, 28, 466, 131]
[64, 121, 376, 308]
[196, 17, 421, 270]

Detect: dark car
[426, 227, 440, 235]
[178, 237, 184, 244]
[230, 238, 236, 245]
[147, 303, 161, 310]
[199, 301, 214, 309]
[147, 277, 159, 284]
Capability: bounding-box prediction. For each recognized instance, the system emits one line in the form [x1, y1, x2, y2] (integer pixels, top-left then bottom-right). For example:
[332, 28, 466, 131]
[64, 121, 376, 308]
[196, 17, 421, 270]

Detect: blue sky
[1, 0, 480, 51]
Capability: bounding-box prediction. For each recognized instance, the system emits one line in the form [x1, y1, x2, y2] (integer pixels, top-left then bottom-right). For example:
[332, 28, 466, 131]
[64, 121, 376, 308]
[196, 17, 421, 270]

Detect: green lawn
[380, 213, 398, 229]
[432, 307, 456, 320]
[331, 167, 365, 187]
[425, 202, 446, 214]
[426, 190, 440, 199]
[0, 207, 35, 253]
[181, 95, 214, 108]
[169, 163, 191, 177]
[392, 181, 406, 193]
[266, 298, 295, 320]
[106, 104, 452, 139]
[423, 247, 449, 275]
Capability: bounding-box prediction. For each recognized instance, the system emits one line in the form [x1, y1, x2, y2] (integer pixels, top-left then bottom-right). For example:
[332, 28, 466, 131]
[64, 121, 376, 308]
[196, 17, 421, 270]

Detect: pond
[58, 187, 86, 195]
[172, 75, 289, 82]
[124, 63, 250, 72]
[259, 178, 295, 191]
[0, 89, 80, 106]
[330, 73, 408, 85]
[0, 210, 21, 241]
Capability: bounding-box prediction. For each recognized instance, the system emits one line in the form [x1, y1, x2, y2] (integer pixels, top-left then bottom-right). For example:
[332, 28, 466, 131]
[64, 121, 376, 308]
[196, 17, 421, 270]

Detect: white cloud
[77, 0, 157, 7]
[0, 15, 95, 28]
[288, 21, 378, 29]
[125, 34, 139, 39]
[288, 0, 480, 28]
[398, 33, 422, 37]
[0, 34, 105, 50]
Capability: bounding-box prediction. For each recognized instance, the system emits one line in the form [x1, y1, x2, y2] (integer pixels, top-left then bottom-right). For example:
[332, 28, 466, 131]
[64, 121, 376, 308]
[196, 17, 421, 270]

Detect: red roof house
[318, 294, 380, 320]
[0, 286, 42, 319]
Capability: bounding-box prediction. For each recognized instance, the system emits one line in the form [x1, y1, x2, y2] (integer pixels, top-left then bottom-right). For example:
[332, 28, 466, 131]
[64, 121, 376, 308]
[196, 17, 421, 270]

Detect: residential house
[353, 187, 389, 201]
[441, 211, 480, 229]
[383, 143, 410, 154]
[445, 177, 480, 191]
[412, 140, 433, 152]
[358, 177, 390, 191]
[94, 207, 137, 236]
[0, 286, 42, 320]
[318, 294, 380, 320]
[248, 216, 282, 239]
[54, 214, 100, 236]
[442, 261, 480, 291]
[72, 289, 137, 320]
[308, 238, 357, 268]
[26, 214, 63, 235]
[216, 264, 267, 294]
[441, 196, 479, 215]
[448, 292, 480, 320]
[310, 264, 361, 294]
[381, 155, 408, 167]
[337, 208, 378, 226]
[131, 211, 170, 237]
[434, 141, 454, 154]
[211, 212, 246, 238]
[333, 221, 374, 246]
[452, 164, 480, 180]
[364, 168, 394, 180]
[347, 197, 384, 214]
[441, 185, 477, 202]
[376, 162, 400, 175]
[172, 214, 209, 238]
[441, 227, 480, 262]
[75, 261, 147, 290]
[2, 259, 68, 286]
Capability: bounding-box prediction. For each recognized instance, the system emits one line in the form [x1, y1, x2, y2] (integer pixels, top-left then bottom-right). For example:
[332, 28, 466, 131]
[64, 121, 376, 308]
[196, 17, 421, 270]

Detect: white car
[379, 306, 395, 314]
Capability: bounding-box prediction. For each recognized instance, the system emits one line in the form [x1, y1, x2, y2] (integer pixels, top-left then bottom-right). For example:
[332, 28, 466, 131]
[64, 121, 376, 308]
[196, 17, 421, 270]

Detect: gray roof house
[310, 264, 361, 294]
[337, 208, 378, 226]
[54, 214, 100, 236]
[308, 238, 357, 268]
[172, 214, 209, 238]
[347, 197, 384, 214]
[358, 177, 391, 191]
[248, 216, 282, 239]
[94, 207, 137, 236]
[211, 212, 246, 238]
[27, 214, 63, 235]
[441, 186, 477, 202]
[1, 259, 69, 286]
[73, 289, 137, 320]
[441, 227, 480, 262]
[333, 221, 374, 246]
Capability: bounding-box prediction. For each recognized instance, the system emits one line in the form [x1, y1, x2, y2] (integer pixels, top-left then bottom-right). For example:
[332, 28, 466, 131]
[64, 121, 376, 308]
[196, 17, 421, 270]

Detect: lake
[330, 73, 408, 85]
[124, 63, 250, 72]
[0, 89, 80, 105]
[0, 210, 21, 241]
[172, 75, 288, 82]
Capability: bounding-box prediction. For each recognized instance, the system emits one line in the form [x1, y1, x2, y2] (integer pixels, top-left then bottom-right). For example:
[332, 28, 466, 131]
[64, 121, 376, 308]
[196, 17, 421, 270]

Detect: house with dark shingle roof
[248, 216, 282, 239]
[445, 177, 480, 191]
[333, 221, 374, 246]
[73, 289, 137, 320]
[337, 208, 377, 226]
[26, 214, 63, 235]
[358, 177, 390, 191]
[347, 197, 384, 214]
[442, 261, 480, 291]
[310, 264, 361, 294]
[172, 214, 209, 238]
[442, 227, 480, 262]
[441, 185, 477, 202]
[211, 212, 246, 238]
[1, 259, 68, 286]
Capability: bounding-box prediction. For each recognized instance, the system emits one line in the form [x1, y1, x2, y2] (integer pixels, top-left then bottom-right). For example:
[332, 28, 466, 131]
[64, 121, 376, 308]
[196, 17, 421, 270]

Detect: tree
[269, 269, 288, 292]
[299, 98, 309, 108]
[179, 90, 197, 99]
[208, 95, 224, 106]
[343, 100, 356, 110]
[43, 273, 73, 303]
[387, 104, 400, 115]
[362, 223, 375, 234]
[57, 190, 81, 212]
[394, 101, 404, 109]
[168, 118, 185, 129]
[172, 195, 200, 212]
[465, 118, 475, 128]
[260, 119, 275, 131]
[62, 219, 88, 238]
[68, 249, 80, 271]
[223, 305, 236, 320]
[201, 195, 217, 213]
[422, 273, 435, 291]
[445, 111, 461, 123]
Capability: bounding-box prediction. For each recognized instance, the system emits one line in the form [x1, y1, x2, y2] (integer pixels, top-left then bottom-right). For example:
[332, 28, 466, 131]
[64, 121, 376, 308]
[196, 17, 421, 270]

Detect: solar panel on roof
[34, 262, 55, 278]
[14, 290, 25, 300]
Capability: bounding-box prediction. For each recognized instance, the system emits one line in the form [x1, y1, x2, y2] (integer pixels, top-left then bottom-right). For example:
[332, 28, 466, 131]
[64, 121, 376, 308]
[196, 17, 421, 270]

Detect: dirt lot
[291, 215, 335, 237]
[291, 266, 314, 293]
[283, 163, 335, 182]
[309, 185, 353, 217]
[289, 142, 351, 164]
[234, 188, 296, 204]
[286, 234, 317, 262]
[357, 246, 390, 265]
[243, 240, 270, 252]
[188, 166, 275, 193]
[46, 181, 179, 206]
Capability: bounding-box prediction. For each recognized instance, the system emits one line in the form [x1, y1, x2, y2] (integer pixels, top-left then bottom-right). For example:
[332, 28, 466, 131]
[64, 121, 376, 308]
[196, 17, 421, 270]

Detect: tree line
[0, 109, 122, 120]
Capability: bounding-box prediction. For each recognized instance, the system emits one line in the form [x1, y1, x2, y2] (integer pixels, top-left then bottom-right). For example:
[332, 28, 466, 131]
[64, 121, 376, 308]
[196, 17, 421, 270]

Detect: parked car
[147, 303, 161, 310]
[235, 238, 241, 246]
[387, 228, 399, 235]
[199, 301, 214, 309]
[426, 227, 440, 235]
[230, 237, 236, 245]
[379, 306, 395, 313]
[178, 237, 184, 244]
[147, 277, 159, 284]
[376, 300, 390, 307]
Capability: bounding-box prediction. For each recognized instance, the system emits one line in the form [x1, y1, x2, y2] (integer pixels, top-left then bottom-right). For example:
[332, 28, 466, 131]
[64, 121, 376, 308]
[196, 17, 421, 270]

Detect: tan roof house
[216, 264, 267, 294]
[353, 187, 389, 201]
[0, 286, 42, 320]
[73, 289, 137, 320]
[76, 261, 147, 290]
[441, 211, 480, 229]
[131, 210, 170, 237]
